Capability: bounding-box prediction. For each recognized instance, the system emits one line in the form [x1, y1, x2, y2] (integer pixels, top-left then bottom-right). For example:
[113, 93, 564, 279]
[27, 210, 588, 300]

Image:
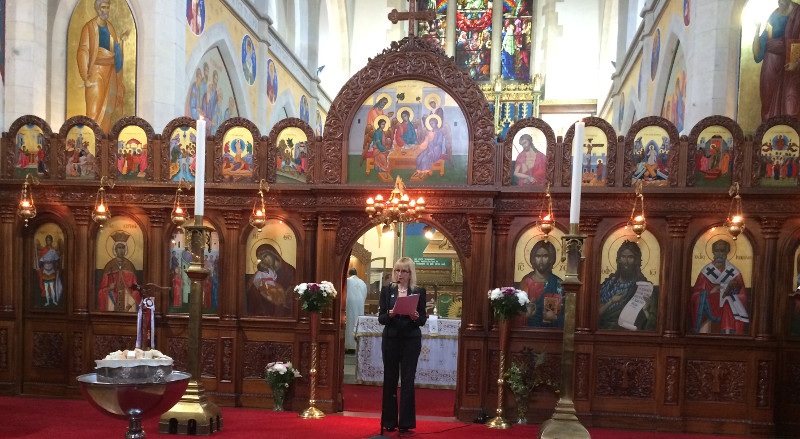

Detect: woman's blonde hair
[392, 257, 417, 290]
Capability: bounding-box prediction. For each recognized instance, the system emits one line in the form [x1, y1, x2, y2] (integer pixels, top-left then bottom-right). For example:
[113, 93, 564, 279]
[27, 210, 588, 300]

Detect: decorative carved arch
[160, 117, 197, 182]
[686, 116, 744, 188]
[267, 118, 316, 184]
[107, 116, 156, 182]
[752, 115, 800, 188]
[562, 116, 618, 187]
[214, 117, 261, 184]
[57, 115, 105, 181]
[320, 36, 495, 185]
[5, 115, 53, 179]
[623, 116, 681, 187]
[502, 117, 556, 187]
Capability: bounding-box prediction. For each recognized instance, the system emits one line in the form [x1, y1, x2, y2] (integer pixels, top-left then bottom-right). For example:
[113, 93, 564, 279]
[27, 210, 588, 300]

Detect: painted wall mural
[65, 124, 98, 179]
[67, 0, 137, 132]
[266, 59, 278, 103]
[242, 34, 256, 86]
[348, 80, 469, 184]
[32, 223, 66, 309]
[275, 126, 308, 183]
[95, 216, 144, 313]
[758, 124, 799, 186]
[689, 229, 753, 335]
[651, 29, 660, 81]
[116, 125, 148, 180]
[631, 126, 670, 186]
[514, 226, 566, 328]
[661, 43, 686, 132]
[185, 48, 239, 136]
[245, 219, 297, 317]
[695, 125, 733, 188]
[299, 95, 310, 123]
[599, 228, 660, 331]
[186, 0, 205, 35]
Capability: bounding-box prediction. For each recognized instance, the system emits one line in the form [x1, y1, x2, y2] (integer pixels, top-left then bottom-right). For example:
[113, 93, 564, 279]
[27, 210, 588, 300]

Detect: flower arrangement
[505, 349, 557, 424]
[294, 281, 338, 313]
[264, 361, 301, 411]
[488, 287, 529, 321]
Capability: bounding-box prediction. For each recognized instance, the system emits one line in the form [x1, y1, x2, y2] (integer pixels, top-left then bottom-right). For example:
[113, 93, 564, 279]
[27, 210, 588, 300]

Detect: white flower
[516, 290, 530, 306]
[294, 283, 308, 295]
[488, 288, 501, 301]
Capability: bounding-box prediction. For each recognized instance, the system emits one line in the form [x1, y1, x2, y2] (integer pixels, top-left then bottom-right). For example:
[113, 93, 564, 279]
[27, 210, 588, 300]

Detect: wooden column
[72, 207, 92, 315]
[665, 216, 691, 337]
[576, 217, 600, 334]
[757, 217, 785, 340]
[301, 213, 318, 287]
[466, 214, 492, 330]
[316, 212, 340, 290]
[221, 211, 242, 320]
[492, 215, 514, 288]
[145, 208, 168, 318]
[0, 206, 16, 313]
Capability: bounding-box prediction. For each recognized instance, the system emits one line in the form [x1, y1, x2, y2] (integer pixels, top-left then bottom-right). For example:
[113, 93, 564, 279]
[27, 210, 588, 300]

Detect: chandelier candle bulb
[194, 118, 206, 217]
[570, 121, 585, 224]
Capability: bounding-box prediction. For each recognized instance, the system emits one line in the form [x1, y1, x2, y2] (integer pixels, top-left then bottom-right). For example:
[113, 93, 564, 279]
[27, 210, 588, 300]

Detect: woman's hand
[411, 311, 419, 321]
[389, 309, 395, 318]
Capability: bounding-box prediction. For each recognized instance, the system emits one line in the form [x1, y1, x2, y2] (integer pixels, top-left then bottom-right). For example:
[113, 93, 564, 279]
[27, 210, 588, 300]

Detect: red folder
[392, 294, 419, 316]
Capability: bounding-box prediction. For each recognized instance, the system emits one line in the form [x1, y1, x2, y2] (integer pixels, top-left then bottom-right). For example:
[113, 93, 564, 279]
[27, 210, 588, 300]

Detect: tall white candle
[194, 118, 206, 216]
[570, 121, 585, 224]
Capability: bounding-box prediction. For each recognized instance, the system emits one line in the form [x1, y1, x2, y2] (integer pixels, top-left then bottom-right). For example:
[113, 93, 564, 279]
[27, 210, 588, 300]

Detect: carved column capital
[759, 216, 786, 239]
[319, 212, 340, 231]
[578, 216, 601, 236]
[301, 213, 317, 231]
[468, 214, 492, 233]
[223, 211, 243, 229]
[72, 207, 93, 226]
[145, 208, 168, 228]
[666, 215, 692, 238]
[493, 215, 513, 235]
[0, 205, 16, 223]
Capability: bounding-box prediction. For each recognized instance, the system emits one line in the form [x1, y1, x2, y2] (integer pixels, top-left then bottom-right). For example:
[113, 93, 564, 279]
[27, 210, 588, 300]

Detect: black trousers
[381, 334, 422, 429]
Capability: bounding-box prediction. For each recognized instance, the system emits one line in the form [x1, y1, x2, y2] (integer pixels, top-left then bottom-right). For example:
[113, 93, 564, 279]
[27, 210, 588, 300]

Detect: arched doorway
[341, 220, 462, 418]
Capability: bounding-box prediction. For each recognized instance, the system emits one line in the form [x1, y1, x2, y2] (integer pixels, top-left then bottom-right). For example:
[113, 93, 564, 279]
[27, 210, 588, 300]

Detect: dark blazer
[378, 284, 427, 338]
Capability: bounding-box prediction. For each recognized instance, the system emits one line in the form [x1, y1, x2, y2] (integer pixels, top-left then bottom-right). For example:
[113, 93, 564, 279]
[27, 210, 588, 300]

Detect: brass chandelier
[365, 177, 425, 232]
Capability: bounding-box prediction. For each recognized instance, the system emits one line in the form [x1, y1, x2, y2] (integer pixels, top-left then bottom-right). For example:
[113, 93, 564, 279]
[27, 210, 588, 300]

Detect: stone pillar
[492, 216, 514, 287]
[72, 208, 93, 315]
[489, 0, 503, 80]
[445, 1, 457, 57]
[222, 211, 243, 320]
[757, 217, 785, 341]
[0, 206, 17, 312]
[576, 217, 600, 334]
[665, 216, 691, 337]
[4, 0, 48, 127]
[466, 214, 492, 330]
[145, 208, 168, 317]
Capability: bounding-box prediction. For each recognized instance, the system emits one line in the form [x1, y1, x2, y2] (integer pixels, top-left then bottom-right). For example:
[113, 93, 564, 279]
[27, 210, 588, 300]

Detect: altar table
[354, 315, 460, 389]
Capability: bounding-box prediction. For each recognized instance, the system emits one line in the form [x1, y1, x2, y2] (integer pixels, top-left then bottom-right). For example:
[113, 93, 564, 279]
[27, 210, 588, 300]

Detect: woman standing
[378, 257, 427, 433]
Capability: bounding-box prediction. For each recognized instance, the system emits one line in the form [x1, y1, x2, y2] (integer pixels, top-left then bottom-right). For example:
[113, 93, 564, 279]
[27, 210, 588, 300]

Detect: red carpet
[1, 396, 743, 438]
[344, 383, 455, 418]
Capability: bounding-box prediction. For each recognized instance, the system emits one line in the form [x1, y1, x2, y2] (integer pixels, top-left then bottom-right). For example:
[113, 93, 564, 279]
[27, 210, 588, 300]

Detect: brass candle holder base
[159, 379, 223, 435]
[486, 415, 512, 429]
[298, 405, 326, 419]
[538, 404, 590, 439]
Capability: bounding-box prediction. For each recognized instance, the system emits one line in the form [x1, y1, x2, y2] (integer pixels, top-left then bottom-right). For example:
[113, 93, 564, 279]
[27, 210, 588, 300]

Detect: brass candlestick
[538, 223, 590, 439]
[486, 318, 512, 429]
[159, 216, 223, 435]
[299, 312, 325, 419]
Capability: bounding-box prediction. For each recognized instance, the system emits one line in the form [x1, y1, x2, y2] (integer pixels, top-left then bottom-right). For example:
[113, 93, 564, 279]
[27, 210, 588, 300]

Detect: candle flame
[543, 214, 551, 221]
[634, 215, 644, 222]
[175, 206, 183, 214]
[256, 209, 264, 217]
[96, 204, 106, 213]
[366, 198, 374, 204]
[732, 215, 742, 223]
[417, 197, 425, 204]
[21, 200, 30, 208]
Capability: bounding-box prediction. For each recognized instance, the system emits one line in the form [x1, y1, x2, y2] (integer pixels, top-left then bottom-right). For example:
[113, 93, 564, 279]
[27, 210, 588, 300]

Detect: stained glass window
[420, 0, 447, 49]
[455, 0, 492, 81]
[500, 0, 532, 81]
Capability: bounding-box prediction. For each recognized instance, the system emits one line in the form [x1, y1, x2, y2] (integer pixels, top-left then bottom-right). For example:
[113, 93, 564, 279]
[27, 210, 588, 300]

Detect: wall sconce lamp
[92, 176, 114, 228]
[627, 180, 646, 238]
[725, 182, 745, 240]
[249, 179, 269, 232]
[18, 174, 39, 226]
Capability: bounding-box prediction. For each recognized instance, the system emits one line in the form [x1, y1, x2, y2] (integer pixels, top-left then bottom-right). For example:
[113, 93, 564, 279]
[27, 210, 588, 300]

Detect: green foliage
[505, 348, 558, 399]
[294, 281, 337, 313]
